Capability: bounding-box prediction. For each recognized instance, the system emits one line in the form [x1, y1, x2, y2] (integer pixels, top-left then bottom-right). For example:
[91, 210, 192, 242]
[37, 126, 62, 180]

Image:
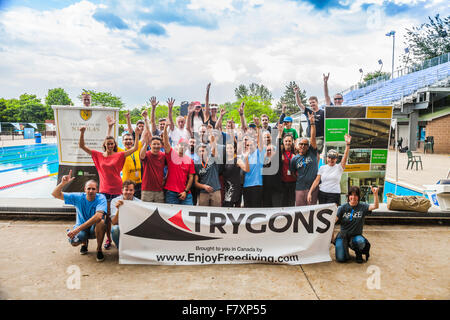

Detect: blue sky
[0, 0, 448, 108]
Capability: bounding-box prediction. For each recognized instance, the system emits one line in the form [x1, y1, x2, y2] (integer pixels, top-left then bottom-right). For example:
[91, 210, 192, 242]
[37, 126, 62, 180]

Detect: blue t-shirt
[290, 147, 318, 191]
[244, 149, 264, 188]
[64, 193, 107, 227]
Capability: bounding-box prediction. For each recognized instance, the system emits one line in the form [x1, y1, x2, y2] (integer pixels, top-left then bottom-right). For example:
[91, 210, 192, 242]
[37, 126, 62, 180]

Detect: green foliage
[234, 83, 273, 103]
[275, 81, 305, 116]
[0, 94, 47, 123]
[403, 14, 450, 64]
[45, 88, 73, 119]
[118, 104, 180, 125]
[79, 89, 125, 109]
[362, 71, 391, 83]
[225, 96, 277, 126]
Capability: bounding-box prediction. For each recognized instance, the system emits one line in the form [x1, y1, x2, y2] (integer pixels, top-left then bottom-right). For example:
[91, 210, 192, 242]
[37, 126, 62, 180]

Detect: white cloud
[0, 0, 443, 107]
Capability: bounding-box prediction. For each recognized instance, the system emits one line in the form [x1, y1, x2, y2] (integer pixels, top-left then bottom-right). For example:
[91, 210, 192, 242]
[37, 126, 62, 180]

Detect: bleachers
[343, 60, 450, 106]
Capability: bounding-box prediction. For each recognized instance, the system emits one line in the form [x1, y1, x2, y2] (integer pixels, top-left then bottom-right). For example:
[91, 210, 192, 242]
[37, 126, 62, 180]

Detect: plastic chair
[406, 151, 423, 170]
[424, 136, 434, 154]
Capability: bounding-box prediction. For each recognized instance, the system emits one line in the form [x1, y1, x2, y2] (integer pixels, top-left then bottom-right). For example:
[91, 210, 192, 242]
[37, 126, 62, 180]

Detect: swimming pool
[0, 144, 59, 198]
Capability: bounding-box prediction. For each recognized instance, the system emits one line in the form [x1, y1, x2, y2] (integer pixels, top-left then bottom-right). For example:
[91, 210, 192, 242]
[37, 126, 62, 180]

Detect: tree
[402, 14, 450, 64]
[227, 96, 277, 125]
[274, 81, 306, 116]
[234, 83, 273, 103]
[79, 89, 125, 109]
[362, 71, 391, 82]
[45, 88, 72, 119]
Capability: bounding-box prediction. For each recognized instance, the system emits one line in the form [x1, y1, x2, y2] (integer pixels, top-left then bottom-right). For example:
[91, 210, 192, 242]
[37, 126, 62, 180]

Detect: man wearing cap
[282, 116, 299, 141]
[308, 134, 352, 206]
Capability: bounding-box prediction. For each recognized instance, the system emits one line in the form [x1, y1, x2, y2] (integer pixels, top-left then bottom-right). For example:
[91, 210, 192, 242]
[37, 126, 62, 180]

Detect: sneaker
[96, 251, 105, 262]
[355, 252, 363, 264]
[80, 245, 88, 255]
[104, 239, 112, 250]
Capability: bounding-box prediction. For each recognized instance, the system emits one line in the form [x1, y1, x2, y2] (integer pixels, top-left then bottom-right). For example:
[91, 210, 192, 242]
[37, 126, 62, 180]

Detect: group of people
[52, 76, 379, 264]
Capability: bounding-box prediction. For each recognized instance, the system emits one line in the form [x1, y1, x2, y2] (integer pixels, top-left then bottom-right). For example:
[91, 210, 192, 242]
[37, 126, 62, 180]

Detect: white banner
[52, 105, 119, 165]
[119, 202, 337, 265]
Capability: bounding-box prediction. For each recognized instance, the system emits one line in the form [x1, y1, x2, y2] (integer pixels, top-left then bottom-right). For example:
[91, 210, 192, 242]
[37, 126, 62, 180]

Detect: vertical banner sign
[325, 106, 393, 204]
[119, 202, 337, 265]
[52, 105, 119, 192]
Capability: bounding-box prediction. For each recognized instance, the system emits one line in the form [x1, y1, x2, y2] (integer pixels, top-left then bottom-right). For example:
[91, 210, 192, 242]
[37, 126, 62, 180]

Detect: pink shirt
[91, 150, 125, 195]
[164, 148, 195, 194]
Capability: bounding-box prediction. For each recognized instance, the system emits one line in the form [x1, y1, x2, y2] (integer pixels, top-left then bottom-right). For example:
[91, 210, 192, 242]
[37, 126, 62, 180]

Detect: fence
[0, 122, 56, 142]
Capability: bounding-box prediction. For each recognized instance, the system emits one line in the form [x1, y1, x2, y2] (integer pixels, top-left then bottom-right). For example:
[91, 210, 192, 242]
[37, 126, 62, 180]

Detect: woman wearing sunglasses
[307, 134, 352, 206]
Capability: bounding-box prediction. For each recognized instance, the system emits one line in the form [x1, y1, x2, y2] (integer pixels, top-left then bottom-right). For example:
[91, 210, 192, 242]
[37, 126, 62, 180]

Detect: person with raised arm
[79, 124, 141, 250]
[323, 72, 344, 106]
[163, 123, 195, 205]
[51, 170, 107, 262]
[149, 96, 167, 137]
[290, 112, 319, 206]
[167, 97, 190, 146]
[139, 111, 167, 203]
[334, 186, 379, 263]
[308, 134, 352, 206]
[242, 124, 264, 208]
[203, 83, 219, 128]
[294, 85, 325, 163]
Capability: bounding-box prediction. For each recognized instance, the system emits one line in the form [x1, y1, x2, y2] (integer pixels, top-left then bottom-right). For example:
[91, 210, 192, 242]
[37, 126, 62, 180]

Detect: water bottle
[67, 228, 80, 243]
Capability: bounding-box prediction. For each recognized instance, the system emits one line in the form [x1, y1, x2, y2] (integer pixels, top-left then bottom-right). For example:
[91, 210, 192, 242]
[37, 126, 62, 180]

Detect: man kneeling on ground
[51, 170, 107, 262]
[110, 180, 141, 249]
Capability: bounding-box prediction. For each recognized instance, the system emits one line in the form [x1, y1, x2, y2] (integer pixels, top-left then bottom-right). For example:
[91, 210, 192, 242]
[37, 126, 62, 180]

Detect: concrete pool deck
[0, 221, 448, 300]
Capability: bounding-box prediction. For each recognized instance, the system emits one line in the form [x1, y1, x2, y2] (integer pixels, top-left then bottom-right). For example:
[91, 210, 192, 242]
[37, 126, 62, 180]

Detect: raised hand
[167, 98, 175, 109]
[141, 108, 148, 119]
[106, 115, 116, 127]
[207, 83, 211, 91]
[79, 126, 87, 133]
[344, 134, 352, 145]
[308, 111, 316, 124]
[370, 186, 379, 195]
[125, 111, 130, 120]
[61, 169, 75, 185]
[134, 125, 143, 136]
[188, 102, 195, 114]
[150, 96, 159, 108]
[323, 72, 330, 83]
[238, 101, 245, 115]
[220, 108, 226, 117]
[281, 101, 287, 114]
[293, 85, 299, 94]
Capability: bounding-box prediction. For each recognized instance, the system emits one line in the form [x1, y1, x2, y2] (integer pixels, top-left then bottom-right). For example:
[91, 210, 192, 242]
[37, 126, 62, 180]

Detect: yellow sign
[80, 109, 92, 121]
[344, 164, 371, 172]
[366, 106, 392, 119]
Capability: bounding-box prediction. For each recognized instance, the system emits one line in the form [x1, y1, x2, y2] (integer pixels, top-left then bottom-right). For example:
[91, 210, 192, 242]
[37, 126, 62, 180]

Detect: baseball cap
[327, 149, 339, 158]
[193, 101, 202, 107]
[283, 116, 293, 122]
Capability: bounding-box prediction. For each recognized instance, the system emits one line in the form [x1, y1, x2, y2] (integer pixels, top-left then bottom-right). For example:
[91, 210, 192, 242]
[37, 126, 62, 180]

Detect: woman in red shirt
[79, 126, 141, 249]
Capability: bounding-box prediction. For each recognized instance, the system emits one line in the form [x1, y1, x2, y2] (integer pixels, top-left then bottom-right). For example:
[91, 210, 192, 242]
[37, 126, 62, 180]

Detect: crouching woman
[334, 186, 379, 263]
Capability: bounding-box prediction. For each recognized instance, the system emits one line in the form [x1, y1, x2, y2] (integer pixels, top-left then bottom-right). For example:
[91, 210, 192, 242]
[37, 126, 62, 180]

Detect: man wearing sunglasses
[323, 72, 344, 106]
[290, 112, 319, 206]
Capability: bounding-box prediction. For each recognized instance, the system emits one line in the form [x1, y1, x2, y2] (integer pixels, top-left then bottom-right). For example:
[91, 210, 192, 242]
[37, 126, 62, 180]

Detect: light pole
[378, 59, 383, 72]
[359, 68, 363, 82]
[386, 30, 395, 79]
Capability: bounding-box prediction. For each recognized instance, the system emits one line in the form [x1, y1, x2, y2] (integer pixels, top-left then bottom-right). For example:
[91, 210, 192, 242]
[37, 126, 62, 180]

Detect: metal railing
[342, 52, 450, 96]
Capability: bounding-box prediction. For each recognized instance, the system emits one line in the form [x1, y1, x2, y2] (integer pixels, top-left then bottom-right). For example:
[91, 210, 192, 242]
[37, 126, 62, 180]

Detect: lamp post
[386, 30, 395, 79]
[378, 59, 383, 72]
[359, 68, 363, 82]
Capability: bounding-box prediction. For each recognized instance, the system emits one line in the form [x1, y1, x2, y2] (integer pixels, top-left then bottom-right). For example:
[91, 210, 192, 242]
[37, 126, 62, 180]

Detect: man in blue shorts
[51, 170, 107, 262]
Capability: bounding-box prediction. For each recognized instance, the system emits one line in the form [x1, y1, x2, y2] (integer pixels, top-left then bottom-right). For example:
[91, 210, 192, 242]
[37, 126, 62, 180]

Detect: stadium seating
[343, 60, 450, 106]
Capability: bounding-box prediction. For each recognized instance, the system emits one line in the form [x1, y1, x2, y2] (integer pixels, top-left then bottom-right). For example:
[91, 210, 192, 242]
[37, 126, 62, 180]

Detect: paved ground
[0, 136, 57, 147]
[385, 149, 450, 191]
[0, 221, 448, 300]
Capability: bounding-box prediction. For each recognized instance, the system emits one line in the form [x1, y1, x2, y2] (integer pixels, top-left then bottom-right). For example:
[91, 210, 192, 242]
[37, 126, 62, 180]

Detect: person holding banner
[290, 112, 318, 206]
[78, 125, 141, 250]
[110, 180, 141, 249]
[307, 134, 352, 206]
[163, 124, 195, 205]
[334, 186, 379, 263]
[51, 170, 107, 262]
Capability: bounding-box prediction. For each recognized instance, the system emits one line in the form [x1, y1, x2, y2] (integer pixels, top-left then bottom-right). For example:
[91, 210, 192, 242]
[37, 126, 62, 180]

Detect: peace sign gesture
[61, 169, 75, 186]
